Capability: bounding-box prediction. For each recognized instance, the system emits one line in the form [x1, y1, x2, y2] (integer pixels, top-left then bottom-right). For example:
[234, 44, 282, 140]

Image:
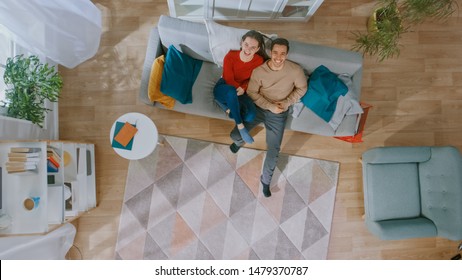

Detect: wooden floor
[59, 0, 462, 259]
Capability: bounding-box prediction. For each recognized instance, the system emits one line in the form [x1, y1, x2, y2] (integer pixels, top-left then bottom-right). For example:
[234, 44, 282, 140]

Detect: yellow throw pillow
[148, 55, 175, 109]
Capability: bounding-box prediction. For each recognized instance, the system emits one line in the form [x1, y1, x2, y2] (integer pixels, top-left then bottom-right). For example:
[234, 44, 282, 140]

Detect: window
[0, 23, 33, 113]
[0, 23, 13, 105]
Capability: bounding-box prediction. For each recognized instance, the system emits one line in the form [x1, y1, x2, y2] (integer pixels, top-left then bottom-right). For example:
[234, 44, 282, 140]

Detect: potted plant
[1, 54, 63, 127]
[352, 0, 458, 61]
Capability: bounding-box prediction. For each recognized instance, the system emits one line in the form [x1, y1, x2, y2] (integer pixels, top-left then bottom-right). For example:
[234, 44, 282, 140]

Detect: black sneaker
[261, 178, 271, 197]
[230, 143, 241, 153]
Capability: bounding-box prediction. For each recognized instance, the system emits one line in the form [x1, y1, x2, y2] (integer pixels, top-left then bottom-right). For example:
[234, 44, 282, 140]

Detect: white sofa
[139, 15, 364, 136]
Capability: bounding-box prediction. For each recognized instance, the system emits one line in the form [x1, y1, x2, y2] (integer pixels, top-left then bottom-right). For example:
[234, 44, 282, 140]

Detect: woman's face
[241, 37, 260, 58]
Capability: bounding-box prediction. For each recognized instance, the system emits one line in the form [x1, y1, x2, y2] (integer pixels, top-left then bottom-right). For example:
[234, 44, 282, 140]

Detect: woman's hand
[236, 87, 245, 96]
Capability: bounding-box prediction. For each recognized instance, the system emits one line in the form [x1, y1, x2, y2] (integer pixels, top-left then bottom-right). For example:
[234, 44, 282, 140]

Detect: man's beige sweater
[246, 60, 307, 112]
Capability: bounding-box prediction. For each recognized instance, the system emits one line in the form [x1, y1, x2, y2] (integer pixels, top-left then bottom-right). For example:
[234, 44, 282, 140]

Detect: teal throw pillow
[301, 65, 348, 122]
[160, 45, 203, 104]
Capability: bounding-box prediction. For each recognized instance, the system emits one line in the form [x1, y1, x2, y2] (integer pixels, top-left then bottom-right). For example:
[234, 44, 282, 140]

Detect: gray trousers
[231, 106, 289, 185]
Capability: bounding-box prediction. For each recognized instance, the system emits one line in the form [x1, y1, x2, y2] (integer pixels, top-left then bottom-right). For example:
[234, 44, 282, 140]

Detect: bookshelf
[0, 140, 96, 235]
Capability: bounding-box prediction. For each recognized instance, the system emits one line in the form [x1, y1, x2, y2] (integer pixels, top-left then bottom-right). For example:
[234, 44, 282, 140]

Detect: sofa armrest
[139, 27, 163, 105]
[419, 146, 462, 241]
[366, 218, 437, 240]
[362, 147, 431, 164]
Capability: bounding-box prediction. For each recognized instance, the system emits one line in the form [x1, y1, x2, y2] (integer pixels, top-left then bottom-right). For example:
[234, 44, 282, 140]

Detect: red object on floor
[334, 102, 372, 143]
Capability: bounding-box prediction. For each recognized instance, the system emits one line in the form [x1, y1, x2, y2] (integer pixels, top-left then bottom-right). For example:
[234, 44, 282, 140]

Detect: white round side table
[109, 112, 158, 160]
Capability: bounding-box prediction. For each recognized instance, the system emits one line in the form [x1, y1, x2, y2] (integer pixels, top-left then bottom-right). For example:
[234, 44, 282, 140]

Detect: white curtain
[0, 0, 102, 68]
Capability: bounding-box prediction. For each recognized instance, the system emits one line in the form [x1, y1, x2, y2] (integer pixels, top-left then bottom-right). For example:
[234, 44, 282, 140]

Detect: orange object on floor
[335, 102, 372, 143]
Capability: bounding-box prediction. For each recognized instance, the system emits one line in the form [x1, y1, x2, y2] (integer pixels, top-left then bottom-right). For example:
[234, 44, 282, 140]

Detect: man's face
[270, 44, 288, 69]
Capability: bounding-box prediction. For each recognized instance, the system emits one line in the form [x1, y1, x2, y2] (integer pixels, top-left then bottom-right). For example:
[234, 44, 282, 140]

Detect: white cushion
[204, 19, 276, 67]
[158, 15, 214, 62]
[204, 19, 248, 67]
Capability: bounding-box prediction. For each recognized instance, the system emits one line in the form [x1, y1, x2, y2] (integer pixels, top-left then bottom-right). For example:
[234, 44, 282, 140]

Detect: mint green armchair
[361, 146, 462, 240]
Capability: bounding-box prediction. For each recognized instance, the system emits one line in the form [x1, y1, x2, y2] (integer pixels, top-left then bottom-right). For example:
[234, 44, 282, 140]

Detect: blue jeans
[213, 78, 256, 125]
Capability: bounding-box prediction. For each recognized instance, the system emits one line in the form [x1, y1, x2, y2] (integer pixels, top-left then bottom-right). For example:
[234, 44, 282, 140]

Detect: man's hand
[270, 102, 285, 114]
[236, 87, 245, 96]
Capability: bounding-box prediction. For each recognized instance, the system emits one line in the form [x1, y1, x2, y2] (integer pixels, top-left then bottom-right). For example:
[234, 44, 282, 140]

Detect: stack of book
[6, 147, 41, 174]
[47, 146, 62, 173]
[112, 121, 138, 150]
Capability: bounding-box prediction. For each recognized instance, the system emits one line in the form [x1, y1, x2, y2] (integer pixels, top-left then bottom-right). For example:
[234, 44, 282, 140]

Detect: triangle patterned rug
[115, 135, 339, 260]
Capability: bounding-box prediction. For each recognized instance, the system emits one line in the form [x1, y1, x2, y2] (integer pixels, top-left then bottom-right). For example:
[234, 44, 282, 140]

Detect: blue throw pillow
[160, 45, 203, 104]
[301, 65, 348, 122]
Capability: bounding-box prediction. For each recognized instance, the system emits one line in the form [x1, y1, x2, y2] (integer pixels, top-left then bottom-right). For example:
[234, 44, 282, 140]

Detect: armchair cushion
[364, 163, 421, 221]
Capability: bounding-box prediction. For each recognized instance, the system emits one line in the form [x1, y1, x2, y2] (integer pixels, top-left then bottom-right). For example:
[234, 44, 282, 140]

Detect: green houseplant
[352, 0, 458, 61]
[1, 54, 63, 127]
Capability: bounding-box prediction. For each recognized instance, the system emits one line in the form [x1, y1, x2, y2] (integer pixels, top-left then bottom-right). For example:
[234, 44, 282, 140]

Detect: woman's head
[240, 30, 268, 59]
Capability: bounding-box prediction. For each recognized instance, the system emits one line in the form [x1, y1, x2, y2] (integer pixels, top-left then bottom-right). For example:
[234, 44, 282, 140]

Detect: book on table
[112, 121, 138, 150]
[47, 155, 60, 168]
[7, 156, 41, 162]
[10, 147, 42, 153]
[8, 152, 41, 158]
[5, 162, 38, 173]
[5, 162, 37, 168]
[6, 147, 41, 173]
[47, 146, 62, 164]
[47, 159, 59, 173]
[6, 166, 37, 173]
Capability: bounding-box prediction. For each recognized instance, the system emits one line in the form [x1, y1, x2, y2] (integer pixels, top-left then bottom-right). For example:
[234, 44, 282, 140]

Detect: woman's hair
[241, 30, 269, 60]
[271, 38, 290, 53]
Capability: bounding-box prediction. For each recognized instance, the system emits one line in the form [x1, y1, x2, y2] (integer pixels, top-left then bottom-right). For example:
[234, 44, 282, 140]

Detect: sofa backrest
[288, 40, 363, 101]
[157, 15, 214, 62]
[157, 15, 362, 75]
[288, 40, 362, 76]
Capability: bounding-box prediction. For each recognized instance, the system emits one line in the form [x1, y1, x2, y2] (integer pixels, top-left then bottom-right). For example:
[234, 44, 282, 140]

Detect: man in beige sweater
[230, 38, 307, 197]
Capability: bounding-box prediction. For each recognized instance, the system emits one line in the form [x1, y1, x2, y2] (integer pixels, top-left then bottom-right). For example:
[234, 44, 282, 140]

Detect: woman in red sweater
[214, 30, 267, 144]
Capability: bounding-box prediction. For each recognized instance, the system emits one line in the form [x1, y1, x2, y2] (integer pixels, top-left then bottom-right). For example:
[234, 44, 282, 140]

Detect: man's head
[269, 38, 289, 70]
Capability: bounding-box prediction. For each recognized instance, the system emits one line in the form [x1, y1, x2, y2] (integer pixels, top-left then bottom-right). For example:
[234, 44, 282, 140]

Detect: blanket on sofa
[302, 65, 348, 122]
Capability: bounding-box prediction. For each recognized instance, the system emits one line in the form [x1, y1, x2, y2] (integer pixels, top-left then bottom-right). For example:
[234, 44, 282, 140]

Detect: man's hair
[271, 38, 290, 53]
